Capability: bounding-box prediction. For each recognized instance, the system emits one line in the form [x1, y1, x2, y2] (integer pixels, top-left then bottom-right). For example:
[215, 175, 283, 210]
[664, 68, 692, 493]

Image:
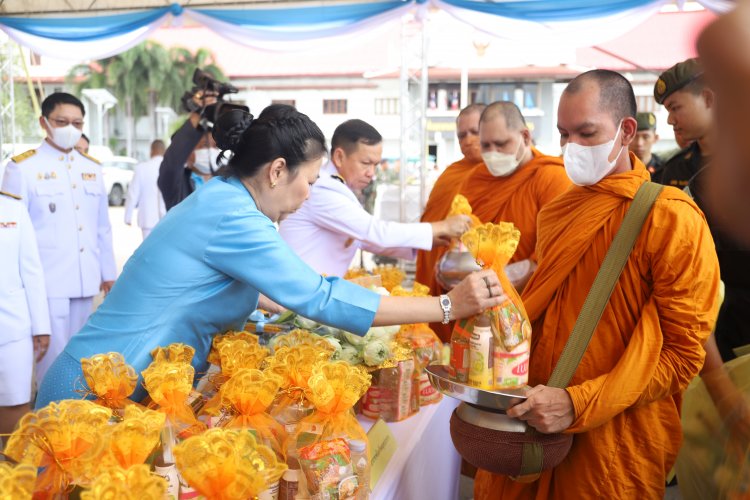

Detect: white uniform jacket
[1, 141, 117, 298]
[279, 161, 433, 276]
[124, 155, 166, 230]
[0, 193, 50, 343]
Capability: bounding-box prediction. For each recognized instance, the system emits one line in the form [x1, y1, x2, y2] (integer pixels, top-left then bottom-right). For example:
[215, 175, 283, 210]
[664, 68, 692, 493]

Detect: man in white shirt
[1, 92, 117, 382]
[125, 140, 167, 240]
[279, 119, 470, 276]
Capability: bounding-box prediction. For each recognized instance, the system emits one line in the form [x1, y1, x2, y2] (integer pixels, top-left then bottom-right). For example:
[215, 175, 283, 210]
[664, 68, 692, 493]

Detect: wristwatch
[439, 294, 452, 324]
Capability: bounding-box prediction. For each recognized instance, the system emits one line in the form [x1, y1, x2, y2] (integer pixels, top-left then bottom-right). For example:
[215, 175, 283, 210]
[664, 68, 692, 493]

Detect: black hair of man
[479, 101, 527, 131]
[457, 103, 487, 121]
[80, 133, 90, 144]
[41, 92, 85, 118]
[564, 69, 637, 125]
[331, 119, 382, 155]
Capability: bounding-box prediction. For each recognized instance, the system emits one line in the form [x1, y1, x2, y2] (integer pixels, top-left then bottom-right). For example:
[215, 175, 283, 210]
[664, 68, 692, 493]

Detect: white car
[101, 156, 137, 206]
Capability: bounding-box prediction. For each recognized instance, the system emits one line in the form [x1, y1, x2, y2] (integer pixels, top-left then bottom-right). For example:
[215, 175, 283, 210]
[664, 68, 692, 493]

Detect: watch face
[440, 296, 450, 307]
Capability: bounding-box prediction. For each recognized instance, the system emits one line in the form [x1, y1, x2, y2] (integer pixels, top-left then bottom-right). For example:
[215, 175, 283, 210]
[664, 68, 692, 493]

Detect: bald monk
[464, 101, 570, 286]
[416, 103, 486, 340]
[474, 70, 720, 499]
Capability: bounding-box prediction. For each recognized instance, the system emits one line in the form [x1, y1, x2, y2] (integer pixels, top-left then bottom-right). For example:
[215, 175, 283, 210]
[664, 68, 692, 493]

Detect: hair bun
[213, 109, 254, 151]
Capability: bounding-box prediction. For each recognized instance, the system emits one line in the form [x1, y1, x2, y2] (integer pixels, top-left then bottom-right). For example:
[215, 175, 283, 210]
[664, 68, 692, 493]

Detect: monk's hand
[431, 215, 472, 245]
[506, 385, 575, 434]
[448, 269, 505, 319]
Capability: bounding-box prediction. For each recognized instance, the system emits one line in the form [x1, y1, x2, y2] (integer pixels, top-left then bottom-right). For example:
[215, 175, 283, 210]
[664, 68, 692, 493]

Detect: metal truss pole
[0, 38, 18, 160]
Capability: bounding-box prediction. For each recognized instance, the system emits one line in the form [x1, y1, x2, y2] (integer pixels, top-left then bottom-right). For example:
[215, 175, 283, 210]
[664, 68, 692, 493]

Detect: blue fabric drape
[0, 5, 181, 42]
[439, 0, 661, 22]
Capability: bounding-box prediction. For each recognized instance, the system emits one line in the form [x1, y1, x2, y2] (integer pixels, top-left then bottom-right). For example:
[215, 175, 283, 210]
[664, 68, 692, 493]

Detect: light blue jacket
[64, 175, 380, 393]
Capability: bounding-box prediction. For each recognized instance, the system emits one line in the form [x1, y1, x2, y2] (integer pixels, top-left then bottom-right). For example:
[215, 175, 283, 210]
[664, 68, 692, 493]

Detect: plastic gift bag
[80, 352, 139, 415]
[141, 359, 206, 439]
[217, 368, 287, 459]
[174, 427, 286, 500]
[448, 194, 482, 228]
[291, 361, 371, 499]
[372, 264, 406, 292]
[4, 400, 113, 496]
[150, 343, 196, 364]
[101, 405, 166, 471]
[80, 464, 166, 500]
[450, 222, 531, 390]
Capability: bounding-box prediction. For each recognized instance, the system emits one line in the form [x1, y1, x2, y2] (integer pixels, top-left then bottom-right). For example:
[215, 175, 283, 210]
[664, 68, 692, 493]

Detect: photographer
[158, 70, 246, 211]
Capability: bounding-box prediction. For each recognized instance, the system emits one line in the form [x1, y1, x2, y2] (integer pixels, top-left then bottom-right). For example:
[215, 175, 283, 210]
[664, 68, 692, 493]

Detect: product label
[418, 372, 441, 405]
[153, 465, 179, 500]
[493, 341, 529, 389]
[468, 325, 494, 389]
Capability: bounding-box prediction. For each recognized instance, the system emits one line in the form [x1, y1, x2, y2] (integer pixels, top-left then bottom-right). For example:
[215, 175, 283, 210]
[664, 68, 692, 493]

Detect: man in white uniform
[125, 139, 167, 240]
[0, 191, 50, 440]
[279, 119, 470, 277]
[2, 92, 117, 382]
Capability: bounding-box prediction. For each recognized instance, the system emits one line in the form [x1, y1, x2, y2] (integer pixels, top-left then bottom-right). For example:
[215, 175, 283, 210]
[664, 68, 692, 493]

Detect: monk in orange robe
[474, 70, 720, 499]
[416, 104, 485, 340]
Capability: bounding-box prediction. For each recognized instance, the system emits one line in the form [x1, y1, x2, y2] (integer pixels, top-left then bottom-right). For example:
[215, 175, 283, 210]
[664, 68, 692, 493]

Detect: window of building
[323, 99, 348, 114]
[375, 98, 399, 115]
[272, 99, 296, 107]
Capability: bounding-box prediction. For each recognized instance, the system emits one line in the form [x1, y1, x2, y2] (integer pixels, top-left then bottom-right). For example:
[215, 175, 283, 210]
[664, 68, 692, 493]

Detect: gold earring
[271, 181, 277, 188]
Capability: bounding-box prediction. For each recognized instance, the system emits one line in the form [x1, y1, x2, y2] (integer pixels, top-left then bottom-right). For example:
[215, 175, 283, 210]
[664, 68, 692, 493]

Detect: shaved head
[479, 101, 527, 132]
[564, 70, 636, 126]
[458, 103, 487, 121]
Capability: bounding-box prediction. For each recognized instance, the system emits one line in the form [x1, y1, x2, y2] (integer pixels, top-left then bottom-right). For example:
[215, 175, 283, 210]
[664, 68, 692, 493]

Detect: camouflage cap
[654, 58, 704, 104]
[635, 112, 657, 131]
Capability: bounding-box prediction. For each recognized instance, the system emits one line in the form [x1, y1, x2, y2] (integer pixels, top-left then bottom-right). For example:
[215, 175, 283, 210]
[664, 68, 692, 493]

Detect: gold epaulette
[79, 151, 101, 165]
[0, 190, 21, 200]
[10, 149, 36, 164]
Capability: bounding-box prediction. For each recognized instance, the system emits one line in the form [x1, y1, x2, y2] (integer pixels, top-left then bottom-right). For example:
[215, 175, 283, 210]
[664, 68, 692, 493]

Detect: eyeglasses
[48, 117, 84, 129]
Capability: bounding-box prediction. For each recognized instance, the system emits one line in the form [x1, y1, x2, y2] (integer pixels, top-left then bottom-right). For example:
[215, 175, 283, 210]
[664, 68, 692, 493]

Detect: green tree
[68, 41, 225, 156]
[0, 42, 43, 152]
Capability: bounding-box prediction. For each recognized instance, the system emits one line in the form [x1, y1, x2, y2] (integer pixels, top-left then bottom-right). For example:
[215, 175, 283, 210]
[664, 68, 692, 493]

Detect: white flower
[323, 336, 342, 354]
[363, 340, 390, 366]
[339, 345, 363, 365]
[342, 330, 367, 348]
[294, 316, 319, 330]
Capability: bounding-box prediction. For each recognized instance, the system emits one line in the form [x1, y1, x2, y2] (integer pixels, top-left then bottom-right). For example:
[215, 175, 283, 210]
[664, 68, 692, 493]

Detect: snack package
[141, 359, 206, 438]
[80, 352, 139, 415]
[80, 464, 166, 500]
[174, 428, 286, 500]
[217, 368, 287, 459]
[361, 358, 420, 422]
[291, 361, 371, 498]
[454, 222, 531, 389]
[4, 400, 113, 496]
[392, 283, 443, 406]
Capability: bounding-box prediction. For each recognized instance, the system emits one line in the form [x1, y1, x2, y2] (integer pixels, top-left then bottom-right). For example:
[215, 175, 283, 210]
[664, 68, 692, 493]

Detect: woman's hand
[447, 269, 506, 320]
[431, 214, 472, 246]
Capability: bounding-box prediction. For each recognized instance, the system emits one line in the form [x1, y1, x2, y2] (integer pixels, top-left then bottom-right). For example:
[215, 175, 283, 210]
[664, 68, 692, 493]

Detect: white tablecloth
[357, 397, 461, 500]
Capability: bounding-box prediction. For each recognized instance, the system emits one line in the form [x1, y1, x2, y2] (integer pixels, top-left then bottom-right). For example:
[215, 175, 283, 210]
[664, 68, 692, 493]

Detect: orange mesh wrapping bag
[141, 360, 206, 438]
[150, 343, 196, 364]
[173, 428, 286, 500]
[99, 405, 166, 471]
[269, 329, 336, 355]
[217, 368, 287, 459]
[0, 462, 37, 499]
[80, 464, 166, 500]
[449, 194, 482, 228]
[4, 400, 112, 496]
[456, 222, 531, 389]
[207, 331, 259, 367]
[202, 339, 270, 416]
[265, 344, 333, 429]
[80, 352, 138, 414]
[372, 264, 405, 292]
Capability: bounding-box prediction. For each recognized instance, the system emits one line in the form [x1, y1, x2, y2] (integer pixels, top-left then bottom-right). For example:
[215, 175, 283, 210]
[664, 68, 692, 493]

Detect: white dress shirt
[0, 194, 50, 342]
[2, 140, 117, 298]
[279, 161, 433, 276]
[124, 155, 166, 230]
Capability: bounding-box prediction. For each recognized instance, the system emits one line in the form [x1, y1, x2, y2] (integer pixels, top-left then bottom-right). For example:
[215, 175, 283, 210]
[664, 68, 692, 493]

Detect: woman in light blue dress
[36, 105, 503, 407]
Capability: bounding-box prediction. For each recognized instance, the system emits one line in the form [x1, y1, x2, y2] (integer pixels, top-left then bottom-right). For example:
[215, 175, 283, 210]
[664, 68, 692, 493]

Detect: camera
[181, 68, 249, 129]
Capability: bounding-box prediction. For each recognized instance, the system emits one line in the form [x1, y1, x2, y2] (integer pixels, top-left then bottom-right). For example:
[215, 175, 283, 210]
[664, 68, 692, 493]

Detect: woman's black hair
[212, 104, 327, 179]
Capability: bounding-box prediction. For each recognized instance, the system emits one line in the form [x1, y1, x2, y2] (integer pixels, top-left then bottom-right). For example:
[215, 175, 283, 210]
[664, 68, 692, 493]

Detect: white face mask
[562, 122, 624, 186]
[193, 147, 221, 175]
[44, 117, 83, 151]
[481, 140, 524, 177]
